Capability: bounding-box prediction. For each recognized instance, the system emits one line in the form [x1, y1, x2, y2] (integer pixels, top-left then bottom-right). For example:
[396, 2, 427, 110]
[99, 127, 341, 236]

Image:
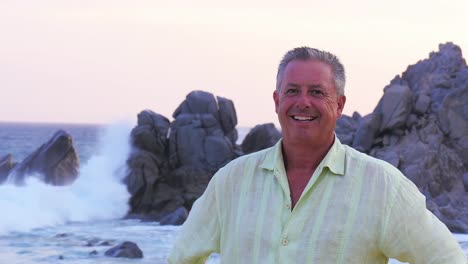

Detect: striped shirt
[168, 137, 466, 263]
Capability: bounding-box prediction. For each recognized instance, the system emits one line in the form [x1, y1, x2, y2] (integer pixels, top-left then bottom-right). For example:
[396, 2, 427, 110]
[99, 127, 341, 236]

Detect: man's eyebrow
[285, 83, 323, 89]
[307, 84, 322, 89]
[285, 83, 300, 88]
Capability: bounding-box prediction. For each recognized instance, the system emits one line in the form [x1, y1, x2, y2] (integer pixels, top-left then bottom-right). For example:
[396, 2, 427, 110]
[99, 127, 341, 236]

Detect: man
[168, 47, 466, 263]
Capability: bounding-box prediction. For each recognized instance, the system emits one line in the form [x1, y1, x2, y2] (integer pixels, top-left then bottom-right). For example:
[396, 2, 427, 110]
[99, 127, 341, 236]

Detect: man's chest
[219, 174, 384, 262]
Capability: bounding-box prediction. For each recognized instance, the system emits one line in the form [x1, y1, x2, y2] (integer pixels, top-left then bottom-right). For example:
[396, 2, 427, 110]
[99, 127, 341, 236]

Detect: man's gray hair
[276, 47, 346, 96]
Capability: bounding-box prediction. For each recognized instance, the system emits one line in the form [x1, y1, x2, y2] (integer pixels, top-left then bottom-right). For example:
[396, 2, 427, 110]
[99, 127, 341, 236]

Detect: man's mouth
[291, 115, 317, 121]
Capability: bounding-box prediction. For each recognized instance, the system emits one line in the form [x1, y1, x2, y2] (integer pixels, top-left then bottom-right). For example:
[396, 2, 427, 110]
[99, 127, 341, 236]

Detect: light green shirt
[168, 138, 466, 263]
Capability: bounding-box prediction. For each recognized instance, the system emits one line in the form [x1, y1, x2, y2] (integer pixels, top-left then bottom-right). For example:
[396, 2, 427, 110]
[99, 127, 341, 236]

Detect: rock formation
[241, 123, 282, 154]
[6, 130, 80, 185]
[335, 42, 468, 232]
[125, 91, 273, 223]
[104, 241, 143, 259]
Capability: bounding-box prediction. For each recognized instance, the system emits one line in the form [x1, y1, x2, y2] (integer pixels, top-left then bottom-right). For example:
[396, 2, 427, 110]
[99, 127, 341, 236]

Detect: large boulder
[104, 241, 143, 259]
[166, 91, 239, 209]
[7, 130, 79, 185]
[167, 167, 212, 210]
[169, 91, 238, 171]
[335, 112, 360, 145]
[125, 91, 241, 223]
[159, 206, 188, 226]
[217, 96, 238, 143]
[125, 150, 185, 219]
[337, 42, 468, 232]
[351, 112, 381, 152]
[241, 123, 281, 154]
[379, 84, 413, 132]
[125, 109, 183, 219]
[131, 110, 170, 156]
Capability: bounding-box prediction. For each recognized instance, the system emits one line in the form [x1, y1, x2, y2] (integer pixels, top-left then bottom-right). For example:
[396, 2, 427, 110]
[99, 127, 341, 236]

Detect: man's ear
[273, 91, 279, 114]
[336, 95, 346, 117]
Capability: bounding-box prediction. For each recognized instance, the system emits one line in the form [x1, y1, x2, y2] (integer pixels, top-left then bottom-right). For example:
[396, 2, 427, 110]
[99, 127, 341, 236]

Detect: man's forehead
[283, 60, 332, 80]
[285, 59, 331, 69]
[285, 83, 323, 89]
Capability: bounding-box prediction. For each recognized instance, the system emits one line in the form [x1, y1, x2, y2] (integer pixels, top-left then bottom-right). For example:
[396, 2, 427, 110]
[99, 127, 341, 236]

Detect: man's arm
[380, 175, 466, 263]
[167, 175, 221, 264]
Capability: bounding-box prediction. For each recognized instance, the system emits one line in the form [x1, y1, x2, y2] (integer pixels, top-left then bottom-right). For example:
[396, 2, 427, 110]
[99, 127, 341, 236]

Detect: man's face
[273, 59, 346, 147]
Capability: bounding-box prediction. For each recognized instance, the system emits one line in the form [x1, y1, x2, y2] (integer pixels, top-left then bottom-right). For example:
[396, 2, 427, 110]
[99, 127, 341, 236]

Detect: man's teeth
[293, 116, 314, 121]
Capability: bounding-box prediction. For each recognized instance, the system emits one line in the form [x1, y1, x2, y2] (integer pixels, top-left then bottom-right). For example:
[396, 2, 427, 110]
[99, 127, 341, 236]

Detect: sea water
[0, 122, 466, 263]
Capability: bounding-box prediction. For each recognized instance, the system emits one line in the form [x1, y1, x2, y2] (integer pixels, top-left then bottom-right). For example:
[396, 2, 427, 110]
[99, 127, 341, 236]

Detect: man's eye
[310, 90, 324, 96]
[285, 89, 298, 95]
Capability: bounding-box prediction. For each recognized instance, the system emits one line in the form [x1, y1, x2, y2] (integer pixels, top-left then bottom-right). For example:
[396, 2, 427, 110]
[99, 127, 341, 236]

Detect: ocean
[0, 122, 466, 263]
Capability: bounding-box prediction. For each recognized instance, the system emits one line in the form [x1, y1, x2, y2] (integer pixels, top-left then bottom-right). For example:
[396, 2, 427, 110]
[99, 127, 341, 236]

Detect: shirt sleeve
[380, 174, 466, 264]
[167, 173, 221, 264]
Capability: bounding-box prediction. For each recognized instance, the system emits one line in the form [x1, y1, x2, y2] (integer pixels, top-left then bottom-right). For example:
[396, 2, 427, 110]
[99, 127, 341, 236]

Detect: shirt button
[281, 238, 289, 246]
[285, 204, 291, 209]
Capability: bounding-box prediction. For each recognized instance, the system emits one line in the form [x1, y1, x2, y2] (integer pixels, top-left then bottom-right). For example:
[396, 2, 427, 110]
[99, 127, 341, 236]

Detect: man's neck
[281, 137, 335, 208]
[281, 137, 334, 173]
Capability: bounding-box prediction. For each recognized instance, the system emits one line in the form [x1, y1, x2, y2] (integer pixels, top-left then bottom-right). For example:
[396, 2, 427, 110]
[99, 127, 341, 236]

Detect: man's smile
[291, 115, 318, 121]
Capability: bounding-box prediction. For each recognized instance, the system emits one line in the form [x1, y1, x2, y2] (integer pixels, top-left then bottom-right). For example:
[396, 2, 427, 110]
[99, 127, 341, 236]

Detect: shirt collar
[260, 135, 346, 176]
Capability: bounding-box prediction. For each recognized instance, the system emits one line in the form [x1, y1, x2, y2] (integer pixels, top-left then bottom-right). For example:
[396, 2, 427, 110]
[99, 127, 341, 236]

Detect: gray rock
[379, 84, 413, 132]
[405, 114, 419, 129]
[403, 42, 465, 95]
[125, 150, 170, 214]
[453, 67, 468, 88]
[394, 127, 462, 197]
[241, 123, 281, 154]
[375, 149, 400, 168]
[335, 115, 358, 145]
[414, 93, 431, 114]
[437, 85, 468, 140]
[342, 43, 468, 232]
[352, 111, 362, 121]
[126, 91, 239, 224]
[389, 134, 400, 146]
[168, 167, 212, 209]
[159, 207, 188, 225]
[417, 117, 444, 145]
[173, 90, 219, 118]
[169, 122, 207, 169]
[351, 113, 381, 152]
[105, 241, 143, 259]
[217, 96, 238, 143]
[204, 135, 235, 167]
[8, 130, 79, 185]
[168, 91, 237, 171]
[456, 135, 468, 166]
[131, 110, 170, 155]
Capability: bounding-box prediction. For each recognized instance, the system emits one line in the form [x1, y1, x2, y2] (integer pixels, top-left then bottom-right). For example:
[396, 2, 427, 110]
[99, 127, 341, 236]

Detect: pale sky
[1, 0, 467, 127]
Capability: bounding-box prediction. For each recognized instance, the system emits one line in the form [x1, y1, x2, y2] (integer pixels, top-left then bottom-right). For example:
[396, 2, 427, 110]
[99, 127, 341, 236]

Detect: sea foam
[0, 121, 133, 235]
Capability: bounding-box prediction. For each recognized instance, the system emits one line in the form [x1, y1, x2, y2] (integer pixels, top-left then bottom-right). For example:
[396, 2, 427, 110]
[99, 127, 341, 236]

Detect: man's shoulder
[223, 145, 275, 171]
[342, 144, 404, 178]
[210, 146, 276, 190]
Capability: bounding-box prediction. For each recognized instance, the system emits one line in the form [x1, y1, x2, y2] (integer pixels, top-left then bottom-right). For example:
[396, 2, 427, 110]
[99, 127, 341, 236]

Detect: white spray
[0, 122, 133, 235]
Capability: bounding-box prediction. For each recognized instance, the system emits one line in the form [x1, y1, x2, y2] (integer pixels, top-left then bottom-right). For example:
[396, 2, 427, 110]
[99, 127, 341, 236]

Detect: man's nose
[296, 93, 311, 109]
